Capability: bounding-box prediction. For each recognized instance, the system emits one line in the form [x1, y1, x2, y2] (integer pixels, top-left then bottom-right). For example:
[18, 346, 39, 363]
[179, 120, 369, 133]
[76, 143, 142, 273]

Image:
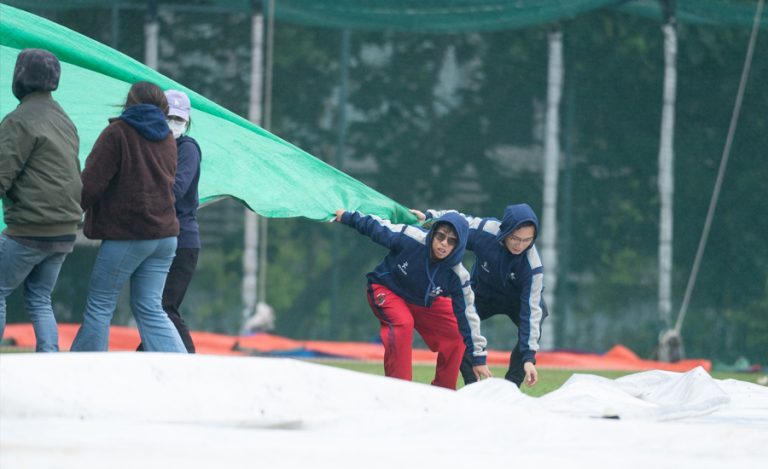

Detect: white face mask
[167, 119, 187, 139]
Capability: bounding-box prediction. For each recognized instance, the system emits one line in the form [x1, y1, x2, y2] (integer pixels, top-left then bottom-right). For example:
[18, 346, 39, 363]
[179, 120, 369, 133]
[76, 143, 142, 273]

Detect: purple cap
[165, 89, 191, 120]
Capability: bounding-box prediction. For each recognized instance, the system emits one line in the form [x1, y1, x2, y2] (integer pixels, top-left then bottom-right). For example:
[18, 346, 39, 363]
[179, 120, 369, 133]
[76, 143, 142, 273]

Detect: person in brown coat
[70, 81, 186, 353]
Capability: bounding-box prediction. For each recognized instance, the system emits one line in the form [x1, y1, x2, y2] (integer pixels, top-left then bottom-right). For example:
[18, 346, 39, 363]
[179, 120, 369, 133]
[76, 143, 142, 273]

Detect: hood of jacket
[428, 211, 469, 266]
[12, 48, 61, 101]
[119, 104, 171, 141]
[497, 203, 539, 250]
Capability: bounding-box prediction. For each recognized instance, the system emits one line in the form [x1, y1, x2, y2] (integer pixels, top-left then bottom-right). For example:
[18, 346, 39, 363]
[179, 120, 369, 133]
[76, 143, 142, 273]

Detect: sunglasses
[433, 230, 458, 247]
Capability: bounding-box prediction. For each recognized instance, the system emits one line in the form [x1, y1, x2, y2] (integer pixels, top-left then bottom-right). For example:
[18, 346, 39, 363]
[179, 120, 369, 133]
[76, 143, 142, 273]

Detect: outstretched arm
[335, 209, 406, 250]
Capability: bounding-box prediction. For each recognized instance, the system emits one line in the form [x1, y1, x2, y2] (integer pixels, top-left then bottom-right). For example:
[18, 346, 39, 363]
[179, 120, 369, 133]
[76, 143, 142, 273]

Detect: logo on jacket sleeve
[375, 293, 386, 306]
[397, 261, 409, 276]
[481, 261, 490, 273]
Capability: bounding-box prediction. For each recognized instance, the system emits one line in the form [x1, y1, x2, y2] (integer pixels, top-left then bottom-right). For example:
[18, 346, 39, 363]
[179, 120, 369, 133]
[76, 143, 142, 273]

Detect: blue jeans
[0, 234, 66, 352]
[71, 237, 186, 353]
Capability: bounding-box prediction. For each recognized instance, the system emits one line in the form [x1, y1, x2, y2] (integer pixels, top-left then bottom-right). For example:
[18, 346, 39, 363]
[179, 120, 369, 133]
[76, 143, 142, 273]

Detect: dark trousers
[461, 340, 526, 387]
[137, 247, 199, 353]
[459, 296, 547, 387]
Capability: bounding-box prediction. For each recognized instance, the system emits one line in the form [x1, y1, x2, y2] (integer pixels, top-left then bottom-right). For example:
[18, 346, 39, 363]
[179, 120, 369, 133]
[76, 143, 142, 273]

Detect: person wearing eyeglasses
[410, 204, 547, 388]
[334, 209, 492, 389]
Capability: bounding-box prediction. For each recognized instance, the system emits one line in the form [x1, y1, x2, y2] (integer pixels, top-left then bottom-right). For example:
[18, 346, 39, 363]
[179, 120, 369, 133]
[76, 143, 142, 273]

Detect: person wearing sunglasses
[411, 204, 547, 388]
[334, 208, 492, 389]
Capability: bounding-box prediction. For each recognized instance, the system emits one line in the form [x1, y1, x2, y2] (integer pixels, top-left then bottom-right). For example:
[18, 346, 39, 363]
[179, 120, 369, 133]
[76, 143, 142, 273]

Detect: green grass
[308, 359, 767, 397]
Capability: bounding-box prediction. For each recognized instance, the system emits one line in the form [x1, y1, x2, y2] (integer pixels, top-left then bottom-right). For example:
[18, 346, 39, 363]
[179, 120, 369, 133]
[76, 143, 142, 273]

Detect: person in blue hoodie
[335, 209, 492, 389]
[411, 204, 547, 388]
[136, 90, 201, 354]
[70, 81, 186, 353]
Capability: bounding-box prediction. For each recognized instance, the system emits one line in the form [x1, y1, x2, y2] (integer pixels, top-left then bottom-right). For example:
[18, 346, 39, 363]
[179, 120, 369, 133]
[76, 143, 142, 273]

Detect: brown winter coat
[81, 117, 179, 240]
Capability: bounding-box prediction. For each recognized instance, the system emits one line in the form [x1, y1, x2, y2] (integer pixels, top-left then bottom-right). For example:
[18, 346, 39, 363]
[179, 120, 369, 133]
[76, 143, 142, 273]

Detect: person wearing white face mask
[167, 117, 187, 139]
[136, 89, 202, 353]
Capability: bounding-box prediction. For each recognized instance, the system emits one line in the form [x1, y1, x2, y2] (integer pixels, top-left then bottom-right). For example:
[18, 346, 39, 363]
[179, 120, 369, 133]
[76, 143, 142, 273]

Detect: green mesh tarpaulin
[5, 1, 764, 31]
[0, 4, 415, 233]
[278, 0, 767, 30]
[268, 0, 619, 32]
[616, 0, 768, 28]
[270, 0, 767, 31]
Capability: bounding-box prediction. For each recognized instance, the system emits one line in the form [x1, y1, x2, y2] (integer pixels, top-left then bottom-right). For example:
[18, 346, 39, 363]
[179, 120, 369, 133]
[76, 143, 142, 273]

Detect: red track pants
[366, 284, 465, 389]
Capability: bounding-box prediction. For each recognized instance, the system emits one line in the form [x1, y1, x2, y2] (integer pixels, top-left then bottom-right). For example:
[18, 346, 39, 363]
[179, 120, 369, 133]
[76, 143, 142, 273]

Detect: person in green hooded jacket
[0, 49, 82, 352]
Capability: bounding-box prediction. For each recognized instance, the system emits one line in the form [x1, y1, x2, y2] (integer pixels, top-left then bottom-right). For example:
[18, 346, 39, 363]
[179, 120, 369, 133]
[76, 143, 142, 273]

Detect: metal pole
[111, 2, 120, 50]
[560, 58, 576, 348]
[657, 0, 677, 334]
[144, 0, 159, 70]
[540, 27, 564, 350]
[242, 0, 265, 322]
[257, 0, 275, 305]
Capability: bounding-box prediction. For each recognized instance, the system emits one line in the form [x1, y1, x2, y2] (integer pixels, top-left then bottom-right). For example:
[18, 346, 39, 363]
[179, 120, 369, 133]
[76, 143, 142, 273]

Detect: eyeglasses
[507, 234, 534, 246]
[433, 231, 458, 247]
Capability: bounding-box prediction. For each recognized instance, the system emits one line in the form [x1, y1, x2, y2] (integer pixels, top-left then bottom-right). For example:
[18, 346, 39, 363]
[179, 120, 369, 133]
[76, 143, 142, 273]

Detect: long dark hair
[123, 81, 168, 115]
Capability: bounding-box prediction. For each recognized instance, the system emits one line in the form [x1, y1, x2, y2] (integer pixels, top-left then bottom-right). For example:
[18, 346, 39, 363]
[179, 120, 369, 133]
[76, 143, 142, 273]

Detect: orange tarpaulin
[1, 323, 711, 372]
[3, 324, 244, 356]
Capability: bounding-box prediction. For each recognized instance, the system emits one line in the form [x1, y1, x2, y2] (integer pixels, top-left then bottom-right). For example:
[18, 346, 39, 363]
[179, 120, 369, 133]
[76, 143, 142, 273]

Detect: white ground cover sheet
[1, 353, 766, 468]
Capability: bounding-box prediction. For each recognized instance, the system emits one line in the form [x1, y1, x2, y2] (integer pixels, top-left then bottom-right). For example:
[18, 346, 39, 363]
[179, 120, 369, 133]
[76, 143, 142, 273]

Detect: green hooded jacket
[0, 91, 82, 236]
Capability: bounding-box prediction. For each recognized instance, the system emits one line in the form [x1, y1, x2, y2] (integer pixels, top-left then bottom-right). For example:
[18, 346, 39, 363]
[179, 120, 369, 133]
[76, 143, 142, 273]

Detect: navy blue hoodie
[120, 104, 170, 141]
[426, 204, 546, 364]
[340, 210, 487, 365]
[172, 136, 201, 249]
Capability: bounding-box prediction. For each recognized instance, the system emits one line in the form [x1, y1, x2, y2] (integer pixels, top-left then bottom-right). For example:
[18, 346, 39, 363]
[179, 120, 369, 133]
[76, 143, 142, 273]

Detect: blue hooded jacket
[426, 204, 546, 364]
[119, 104, 170, 141]
[340, 210, 487, 365]
[172, 135, 201, 249]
